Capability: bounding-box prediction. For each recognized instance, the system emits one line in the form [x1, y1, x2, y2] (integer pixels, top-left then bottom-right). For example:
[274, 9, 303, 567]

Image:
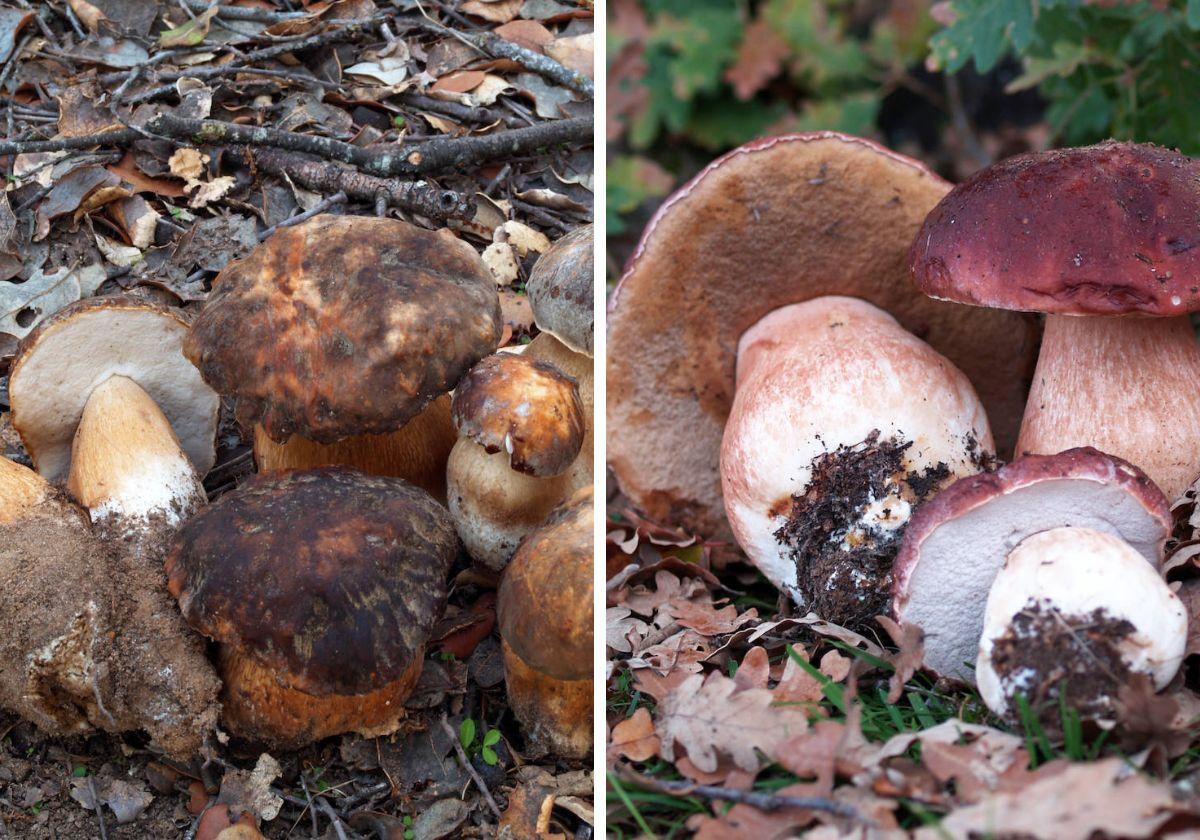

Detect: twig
[259, 190, 347, 239]
[944, 73, 990, 170]
[87, 777, 109, 840]
[440, 715, 502, 819]
[245, 147, 472, 220]
[314, 797, 349, 840]
[299, 776, 320, 838]
[182, 0, 309, 21]
[0, 128, 140, 156]
[617, 770, 868, 823]
[397, 91, 524, 128]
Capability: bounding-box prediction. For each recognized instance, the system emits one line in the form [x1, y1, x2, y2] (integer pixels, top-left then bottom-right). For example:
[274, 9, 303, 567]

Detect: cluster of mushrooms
[608, 134, 1197, 725]
[0, 214, 594, 761]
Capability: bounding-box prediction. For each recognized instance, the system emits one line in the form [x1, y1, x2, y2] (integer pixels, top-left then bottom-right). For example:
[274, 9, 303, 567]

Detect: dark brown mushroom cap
[185, 215, 502, 444]
[527, 224, 593, 356]
[165, 467, 457, 696]
[910, 141, 1200, 316]
[607, 132, 1038, 542]
[497, 486, 593, 680]
[451, 353, 584, 477]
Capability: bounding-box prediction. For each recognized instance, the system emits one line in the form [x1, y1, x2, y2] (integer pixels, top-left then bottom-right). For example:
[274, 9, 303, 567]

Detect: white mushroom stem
[68, 375, 206, 532]
[977, 526, 1186, 720]
[720, 296, 993, 613]
[1018, 315, 1200, 501]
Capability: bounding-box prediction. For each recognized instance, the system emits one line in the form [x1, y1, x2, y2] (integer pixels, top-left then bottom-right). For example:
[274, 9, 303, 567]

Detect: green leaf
[482, 729, 501, 747]
[482, 746, 498, 766]
[1006, 40, 1090, 92]
[458, 718, 476, 749]
[1188, 0, 1200, 30]
[392, 115, 407, 128]
[72, 766, 88, 777]
[928, 0, 1036, 73]
[159, 8, 217, 48]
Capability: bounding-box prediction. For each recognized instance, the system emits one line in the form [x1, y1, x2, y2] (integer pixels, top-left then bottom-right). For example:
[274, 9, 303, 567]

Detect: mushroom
[497, 485, 593, 758]
[165, 467, 457, 748]
[721, 296, 994, 627]
[608, 132, 1037, 544]
[0, 457, 219, 758]
[185, 214, 502, 502]
[446, 352, 585, 568]
[525, 223, 593, 486]
[976, 526, 1186, 725]
[909, 141, 1200, 500]
[894, 447, 1171, 682]
[8, 297, 219, 484]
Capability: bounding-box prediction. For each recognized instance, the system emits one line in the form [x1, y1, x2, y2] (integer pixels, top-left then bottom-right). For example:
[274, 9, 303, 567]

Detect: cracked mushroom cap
[8, 297, 219, 483]
[607, 132, 1037, 543]
[165, 468, 457, 698]
[893, 447, 1171, 682]
[527, 224, 593, 356]
[910, 141, 1200, 316]
[976, 526, 1186, 721]
[451, 353, 584, 477]
[185, 214, 502, 444]
[497, 486, 593, 681]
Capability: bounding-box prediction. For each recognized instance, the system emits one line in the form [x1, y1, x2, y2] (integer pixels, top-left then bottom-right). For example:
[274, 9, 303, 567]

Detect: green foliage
[459, 718, 503, 766]
[930, 0, 1200, 152]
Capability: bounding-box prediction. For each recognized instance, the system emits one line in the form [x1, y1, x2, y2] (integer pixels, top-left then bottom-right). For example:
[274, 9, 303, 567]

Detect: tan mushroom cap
[166, 467, 457, 698]
[451, 353, 584, 477]
[527, 224, 593, 356]
[185, 214, 502, 444]
[607, 132, 1038, 542]
[497, 485, 593, 681]
[9, 297, 219, 483]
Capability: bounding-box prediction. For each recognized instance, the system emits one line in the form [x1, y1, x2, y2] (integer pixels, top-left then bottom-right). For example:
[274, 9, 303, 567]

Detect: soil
[772, 430, 964, 628]
[989, 601, 1135, 725]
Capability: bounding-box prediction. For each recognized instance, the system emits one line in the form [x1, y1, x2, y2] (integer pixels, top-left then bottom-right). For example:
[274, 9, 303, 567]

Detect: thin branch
[0, 128, 140, 156]
[182, 0, 309, 22]
[440, 716, 502, 819]
[86, 777, 109, 840]
[314, 797, 349, 840]
[259, 190, 347, 239]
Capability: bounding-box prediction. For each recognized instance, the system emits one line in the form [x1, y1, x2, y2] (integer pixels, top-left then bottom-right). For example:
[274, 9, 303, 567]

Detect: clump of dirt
[773, 430, 961, 627]
[989, 600, 1135, 726]
[0, 509, 219, 760]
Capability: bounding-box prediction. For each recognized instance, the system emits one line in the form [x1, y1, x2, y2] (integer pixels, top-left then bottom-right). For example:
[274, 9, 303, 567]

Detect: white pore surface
[10, 308, 219, 482]
[904, 479, 1168, 681]
[976, 527, 1186, 716]
[721, 298, 991, 603]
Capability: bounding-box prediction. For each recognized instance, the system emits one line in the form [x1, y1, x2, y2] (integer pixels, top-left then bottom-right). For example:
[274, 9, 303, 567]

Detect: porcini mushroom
[910, 141, 1200, 500]
[8, 297, 219, 484]
[185, 214, 502, 501]
[721, 296, 994, 627]
[976, 527, 1186, 725]
[497, 486, 593, 758]
[447, 352, 585, 568]
[166, 467, 457, 748]
[608, 132, 1036, 543]
[0, 457, 219, 758]
[894, 448, 1171, 681]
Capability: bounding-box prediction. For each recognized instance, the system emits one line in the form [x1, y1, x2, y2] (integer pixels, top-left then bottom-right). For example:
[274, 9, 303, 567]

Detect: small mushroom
[497, 486, 593, 758]
[525, 223, 593, 490]
[185, 214, 502, 501]
[910, 141, 1200, 500]
[0, 457, 219, 758]
[894, 447, 1171, 682]
[8, 297, 219, 484]
[608, 133, 1036, 543]
[976, 527, 1186, 725]
[165, 467, 457, 748]
[721, 296, 994, 627]
[447, 352, 585, 568]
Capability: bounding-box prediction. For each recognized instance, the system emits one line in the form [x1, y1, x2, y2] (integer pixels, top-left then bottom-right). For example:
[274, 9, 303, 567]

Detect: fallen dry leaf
[545, 33, 594, 79]
[656, 671, 809, 773]
[607, 606, 649, 654]
[462, 0, 523, 23]
[500, 220, 551, 256]
[876, 615, 924, 703]
[725, 18, 790, 100]
[216, 754, 283, 822]
[483, 241, 520, 286]
[609, 708, 660, 763]
[494, 20, 554, 51]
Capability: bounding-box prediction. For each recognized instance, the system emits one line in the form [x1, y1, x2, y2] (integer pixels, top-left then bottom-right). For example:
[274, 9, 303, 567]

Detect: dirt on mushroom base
[772, 430, 992, 627]
[988, 602, 1136, 726]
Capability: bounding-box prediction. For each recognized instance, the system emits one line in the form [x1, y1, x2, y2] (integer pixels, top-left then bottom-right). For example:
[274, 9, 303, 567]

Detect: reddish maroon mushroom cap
[910, 141, 1200, 316]
[893, 447, 1170, 681]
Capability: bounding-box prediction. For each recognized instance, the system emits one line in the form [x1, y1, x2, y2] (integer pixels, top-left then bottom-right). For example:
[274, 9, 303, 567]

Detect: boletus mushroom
[447, 352, 585, 568]
[0, 457, 219, 758]
[976, 526, 1185, 726]
[185, 214, 502, 501]
[497, 486, 593, 758]
[721, 296, 994, 627]
[166, 467, 457, 748]
[894, 447, 1171, 682]
[608, 133, 1037, 544]
[910, 141, 1200, 500]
